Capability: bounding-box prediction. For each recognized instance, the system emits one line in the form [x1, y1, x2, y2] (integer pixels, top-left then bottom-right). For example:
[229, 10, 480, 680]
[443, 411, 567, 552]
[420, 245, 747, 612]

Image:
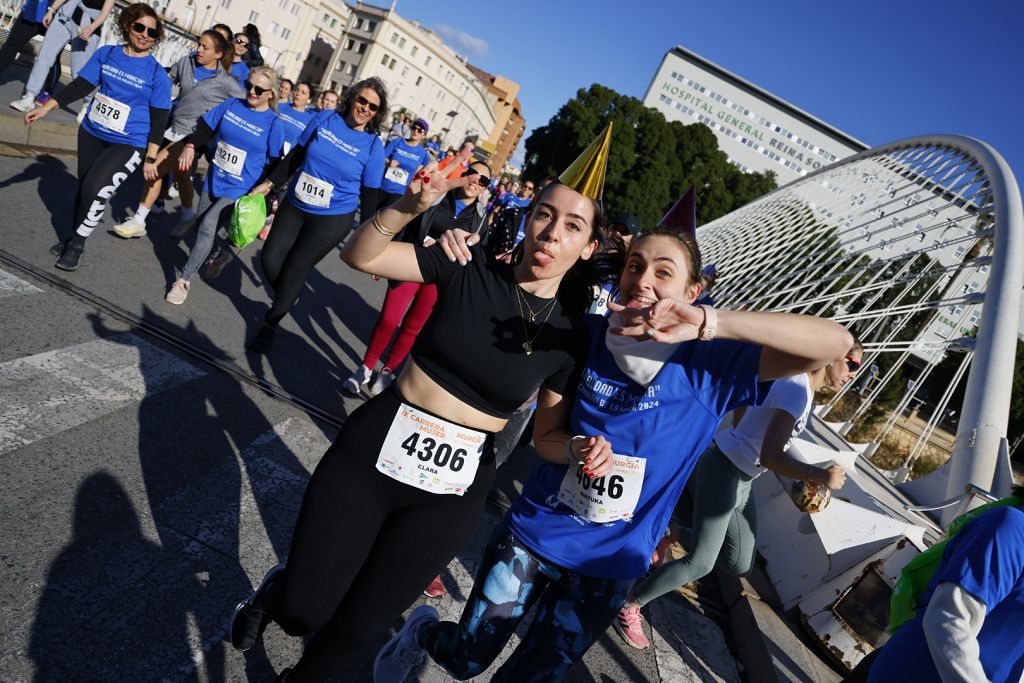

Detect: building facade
[644, 46, 867, 185]
[467, 64, 524, 176]
[321, 2, 498, 152]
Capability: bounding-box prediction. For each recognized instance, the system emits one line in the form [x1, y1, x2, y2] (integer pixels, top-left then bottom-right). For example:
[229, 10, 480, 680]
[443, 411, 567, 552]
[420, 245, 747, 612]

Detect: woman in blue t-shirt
[276, 80, 314, 154]
[25, 2, 171, 272]
[374, 225, 855, 682]
[379, 117, 431, 208]
[165, 66, 285, 305]
[244, 77, 387, 351]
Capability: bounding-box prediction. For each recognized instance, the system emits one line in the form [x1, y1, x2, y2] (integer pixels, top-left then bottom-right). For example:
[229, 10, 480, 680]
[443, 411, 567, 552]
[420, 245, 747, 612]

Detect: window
[391, 32, 398, 44]
[270, 22, 279, 35]
[401, 66, 408, 76]
[399, 37, 406, 48]
[367, 20, 376, 31]
[323, 13, 330, 23]
[345, 63, 355, 75]
[290, 4, 299, 14]
[389, 58, 396, 69]
[415, 76, 422, 86]
[411, 46, 418, 57]
[281, 28, 290, 39]
[337, 60, 346, 73]
[248, 10, 258, 22]
[381, 53, 390, 66]
[345, 39, 355, 50]
[220, 0, 231, 7]
[278, 0, 287, 7]
[357, 42, 366, 54]
[331, 18, 337, 28]
[425, 55, 431, 67]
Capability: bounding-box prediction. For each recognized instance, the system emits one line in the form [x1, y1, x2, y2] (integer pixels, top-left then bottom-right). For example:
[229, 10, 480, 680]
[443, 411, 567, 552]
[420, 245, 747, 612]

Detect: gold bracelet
[372, 210, 396, 237]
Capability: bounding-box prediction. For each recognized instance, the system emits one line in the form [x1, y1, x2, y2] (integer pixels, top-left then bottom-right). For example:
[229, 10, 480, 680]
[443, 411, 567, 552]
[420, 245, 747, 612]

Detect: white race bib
[213, 140, 247, 177]
[376, 403, 485, 496]
[557, 454, 646, 523]
[384, 165, 410, 186]
[88, 92, 130, 134]
[294, 171, 333, 208]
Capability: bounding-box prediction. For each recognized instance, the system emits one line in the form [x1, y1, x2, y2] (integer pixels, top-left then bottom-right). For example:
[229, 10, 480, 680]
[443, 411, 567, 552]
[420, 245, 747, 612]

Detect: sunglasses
[244, 80, 271, 96]
[235, 38, 249, 47]
[132, 22, 158, 39]
[462, 170, 490, 187]
[845, 354, 861, 372]
[355, 94, 380, 112]
[411, 125, 425, 132]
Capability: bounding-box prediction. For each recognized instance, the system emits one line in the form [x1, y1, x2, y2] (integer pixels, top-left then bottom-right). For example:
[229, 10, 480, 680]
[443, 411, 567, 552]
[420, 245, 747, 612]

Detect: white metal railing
[698, 136, 1023, 519]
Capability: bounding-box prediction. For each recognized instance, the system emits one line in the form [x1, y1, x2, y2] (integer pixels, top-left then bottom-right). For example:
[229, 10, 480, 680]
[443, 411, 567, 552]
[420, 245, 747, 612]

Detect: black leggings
[0, 16, 59, 91]
[261, 385, 497, 681]
[259, 198, 355, 326]
[72, 128, 143, 239]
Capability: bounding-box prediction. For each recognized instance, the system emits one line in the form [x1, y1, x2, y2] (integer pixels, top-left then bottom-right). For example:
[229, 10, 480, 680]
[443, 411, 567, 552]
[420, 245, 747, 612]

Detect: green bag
[229, 194, 267, 248]
[888, 495, 1023, 633]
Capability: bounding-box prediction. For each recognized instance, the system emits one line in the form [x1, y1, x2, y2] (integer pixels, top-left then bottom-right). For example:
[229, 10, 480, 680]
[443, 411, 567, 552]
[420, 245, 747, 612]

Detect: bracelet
[697, 304, 718, 341]
[566, 435, 585, 465]
[371, 210, 396, 237]
[183, 142, 194, 149]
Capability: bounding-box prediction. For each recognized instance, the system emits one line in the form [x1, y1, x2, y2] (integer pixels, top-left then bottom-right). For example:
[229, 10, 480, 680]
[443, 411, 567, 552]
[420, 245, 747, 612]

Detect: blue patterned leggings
[420, 524, 633, 682]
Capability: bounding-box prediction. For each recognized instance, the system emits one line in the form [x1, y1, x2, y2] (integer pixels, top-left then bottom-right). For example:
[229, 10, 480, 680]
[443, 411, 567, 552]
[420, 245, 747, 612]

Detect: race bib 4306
[376, 403, 485, 495]
[557, 453, 646, 523]
[88, 92, 130, 134]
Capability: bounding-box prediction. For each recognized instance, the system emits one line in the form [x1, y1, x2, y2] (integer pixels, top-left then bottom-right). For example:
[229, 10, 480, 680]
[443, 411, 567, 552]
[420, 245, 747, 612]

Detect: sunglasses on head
[354, 94, 380, 113]
[244, 80, 271, 96]
[461, 169, 490, 187]
[132, 22, 158, 39]
[845, 354, 861, 372]
[235, 37, 249, 47]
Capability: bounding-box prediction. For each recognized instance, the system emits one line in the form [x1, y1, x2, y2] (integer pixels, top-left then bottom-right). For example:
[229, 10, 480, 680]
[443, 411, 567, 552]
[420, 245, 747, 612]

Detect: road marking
[0, 332, 206, 455]
[0, 267, 42, 299]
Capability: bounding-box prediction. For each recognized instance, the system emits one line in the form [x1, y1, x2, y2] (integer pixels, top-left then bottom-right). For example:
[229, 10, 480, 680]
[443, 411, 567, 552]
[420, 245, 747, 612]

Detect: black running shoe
[49, 239, 67, 256]
[247, 324, 277, 354]
[55, 239, 85, 271]
[230, 563, 285, 652]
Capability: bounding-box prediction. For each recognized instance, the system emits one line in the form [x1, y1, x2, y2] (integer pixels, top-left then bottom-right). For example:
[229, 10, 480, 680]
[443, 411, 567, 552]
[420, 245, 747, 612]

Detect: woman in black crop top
[228, 161, 605, 680]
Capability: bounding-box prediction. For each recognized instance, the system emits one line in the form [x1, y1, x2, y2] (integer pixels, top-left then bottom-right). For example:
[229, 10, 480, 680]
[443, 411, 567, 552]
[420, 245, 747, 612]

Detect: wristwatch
[145, 156, 157, 164]
[697, 304, 717, 341]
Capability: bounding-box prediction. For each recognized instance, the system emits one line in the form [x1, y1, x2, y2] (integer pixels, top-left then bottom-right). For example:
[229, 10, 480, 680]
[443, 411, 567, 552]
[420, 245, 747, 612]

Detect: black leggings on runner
[0, 16, 59, 91]
[259, 198, 355, 327]
[259, 384, 497, 681]
[71, 127, 144, 239]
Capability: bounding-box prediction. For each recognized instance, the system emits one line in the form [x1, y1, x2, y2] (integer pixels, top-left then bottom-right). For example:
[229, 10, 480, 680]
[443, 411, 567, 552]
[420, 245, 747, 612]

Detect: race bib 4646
[557, 453, 646, 523]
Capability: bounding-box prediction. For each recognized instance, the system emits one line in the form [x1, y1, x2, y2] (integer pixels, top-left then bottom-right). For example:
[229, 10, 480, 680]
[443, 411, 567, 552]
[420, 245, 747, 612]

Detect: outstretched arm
[759, 409, 845, 488]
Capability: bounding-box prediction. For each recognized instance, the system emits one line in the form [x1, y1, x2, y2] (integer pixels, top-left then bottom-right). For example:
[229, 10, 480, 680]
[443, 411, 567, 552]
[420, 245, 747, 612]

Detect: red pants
[364, 281, 438, 371]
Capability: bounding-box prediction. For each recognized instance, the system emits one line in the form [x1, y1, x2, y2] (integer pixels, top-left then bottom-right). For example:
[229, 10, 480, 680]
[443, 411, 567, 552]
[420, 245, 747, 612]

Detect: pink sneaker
[651, 534, 673, 567]
[423, 575, 445, 599]
[615, 605, 650, 649]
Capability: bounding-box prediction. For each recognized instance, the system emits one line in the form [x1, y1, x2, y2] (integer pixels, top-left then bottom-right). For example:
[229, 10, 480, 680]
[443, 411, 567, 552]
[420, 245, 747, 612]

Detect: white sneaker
[342, 365, 373, 395]
[167, 182, 180, 199]
[112, 217, 147, 239]
[373, 605, 438, 683]
[369, 369, 395, 396]
[10, 93, 37, 112]
[165, 279, 189, 305]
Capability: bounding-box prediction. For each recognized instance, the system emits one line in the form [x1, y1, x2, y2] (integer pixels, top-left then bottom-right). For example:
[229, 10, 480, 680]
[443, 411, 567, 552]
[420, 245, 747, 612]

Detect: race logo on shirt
[578, 369, 662, 414]
[320, 128, 364, 157]
[99, 63, 149, 90]
[224, 109, 267, 137]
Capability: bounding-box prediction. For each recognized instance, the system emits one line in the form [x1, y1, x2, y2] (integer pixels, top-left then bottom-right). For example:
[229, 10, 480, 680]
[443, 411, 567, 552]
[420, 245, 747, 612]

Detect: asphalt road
[0, 146, 744, 682]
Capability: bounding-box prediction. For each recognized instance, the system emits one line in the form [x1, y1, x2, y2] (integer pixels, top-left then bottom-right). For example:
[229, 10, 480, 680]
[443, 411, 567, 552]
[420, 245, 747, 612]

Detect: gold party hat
[558, 122, 613, 201]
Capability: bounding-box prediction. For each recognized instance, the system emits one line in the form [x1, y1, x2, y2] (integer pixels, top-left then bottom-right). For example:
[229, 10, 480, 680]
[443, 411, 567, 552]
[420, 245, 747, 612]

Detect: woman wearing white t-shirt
[615, 337, 863, 649]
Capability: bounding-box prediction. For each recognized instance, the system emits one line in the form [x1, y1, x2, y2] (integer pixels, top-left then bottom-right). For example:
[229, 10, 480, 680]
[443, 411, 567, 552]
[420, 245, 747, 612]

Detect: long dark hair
[118, 3, 164, 46]
[340, 77, 389, 135]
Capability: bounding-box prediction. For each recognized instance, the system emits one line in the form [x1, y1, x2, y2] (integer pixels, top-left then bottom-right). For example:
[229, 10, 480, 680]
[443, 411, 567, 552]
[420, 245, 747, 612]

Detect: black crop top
[412, 244, 589, 419]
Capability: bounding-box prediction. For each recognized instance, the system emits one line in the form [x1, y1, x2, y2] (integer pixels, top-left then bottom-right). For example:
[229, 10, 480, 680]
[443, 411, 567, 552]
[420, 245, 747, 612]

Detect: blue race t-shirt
[277, 102, 314, 148]
[501, 193, 532, 210]
[21, 0, 50, 22]
[201, 98, 284, 200]
[194, 63, 216, 83]
[78, 45, 172, 148]
[288, 110, 384, 215]
[380, 137, 430, 194]
[869, 506, 1024, 683]
[507, 315, 767, 580]
[230, 60, 249, 88]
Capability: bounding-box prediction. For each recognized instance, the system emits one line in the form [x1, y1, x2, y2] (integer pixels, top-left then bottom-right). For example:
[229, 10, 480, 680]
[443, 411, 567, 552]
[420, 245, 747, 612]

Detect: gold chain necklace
[514, 285, 557, 355]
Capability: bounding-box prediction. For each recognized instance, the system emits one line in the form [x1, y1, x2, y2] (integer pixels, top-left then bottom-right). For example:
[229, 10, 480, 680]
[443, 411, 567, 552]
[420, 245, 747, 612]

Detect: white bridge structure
[698, 135, 1023, 669]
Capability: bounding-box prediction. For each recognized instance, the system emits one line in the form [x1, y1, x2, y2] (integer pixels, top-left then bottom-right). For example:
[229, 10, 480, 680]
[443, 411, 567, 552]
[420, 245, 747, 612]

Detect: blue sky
[396, 0, 1024, 185]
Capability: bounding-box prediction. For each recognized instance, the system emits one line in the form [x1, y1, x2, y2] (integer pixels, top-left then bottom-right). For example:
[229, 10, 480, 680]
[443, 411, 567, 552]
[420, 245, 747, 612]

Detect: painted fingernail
[459, 259, 466, 266]
[585, 457, 592, 464]
[588, 472, 595, 478]
[583, 467, 589, 473]
[423, 177, 430, 183]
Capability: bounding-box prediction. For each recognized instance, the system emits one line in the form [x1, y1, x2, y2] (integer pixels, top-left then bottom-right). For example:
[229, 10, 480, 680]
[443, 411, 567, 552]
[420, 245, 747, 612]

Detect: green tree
[523, 84, 776, 228]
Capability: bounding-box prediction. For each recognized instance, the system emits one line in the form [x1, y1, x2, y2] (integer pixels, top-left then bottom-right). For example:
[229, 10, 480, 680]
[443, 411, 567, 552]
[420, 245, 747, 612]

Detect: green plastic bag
[888, 495, 1023, 633]
[229, 194, 267, 248]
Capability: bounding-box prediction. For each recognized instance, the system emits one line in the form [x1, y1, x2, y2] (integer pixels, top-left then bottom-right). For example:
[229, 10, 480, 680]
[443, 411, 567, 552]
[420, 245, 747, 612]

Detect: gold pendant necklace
[515, 284, 557, 355]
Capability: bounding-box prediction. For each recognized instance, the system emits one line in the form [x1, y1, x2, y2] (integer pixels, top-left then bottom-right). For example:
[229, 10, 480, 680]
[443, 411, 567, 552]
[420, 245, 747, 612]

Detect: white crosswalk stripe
[0, 267, 42, 299]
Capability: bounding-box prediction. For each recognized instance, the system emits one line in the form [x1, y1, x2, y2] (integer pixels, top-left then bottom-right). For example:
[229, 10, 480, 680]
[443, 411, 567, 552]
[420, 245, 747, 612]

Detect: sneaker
[615, 605, 650, 649]
[651, 534, 674, 567]
[34, 92, 51, 106]
[165, 279, 189, 305]
[170, 216, 195, 238]
[369, 369, 395, 396]
[112, 217, 147, 239]
[342, 365, 373, 395]
[423, 575, 445, 599]
[49, 239, 68, 256]
[202, 251, 231, 279]
[167, 182, 180, 199]
[55, 239, 85, 271]
[10, 93, 37, 112]
[373, 604, 438, 683]
[230, 563, 285, 652]
[247, 324, 277, 354]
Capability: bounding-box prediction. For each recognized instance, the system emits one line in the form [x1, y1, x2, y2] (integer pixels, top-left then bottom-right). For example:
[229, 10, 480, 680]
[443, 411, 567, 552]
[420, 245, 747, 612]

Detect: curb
[0, 111, 78, 154]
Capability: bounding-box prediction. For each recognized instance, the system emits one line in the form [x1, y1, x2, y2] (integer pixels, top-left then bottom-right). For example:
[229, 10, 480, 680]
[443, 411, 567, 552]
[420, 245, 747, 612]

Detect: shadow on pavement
[0, 153, 75, 240]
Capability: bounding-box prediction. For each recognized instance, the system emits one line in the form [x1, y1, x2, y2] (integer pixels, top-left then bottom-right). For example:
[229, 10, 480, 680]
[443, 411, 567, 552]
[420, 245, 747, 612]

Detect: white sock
[134, 205, 151, 223]
[181, 206, 195, 220]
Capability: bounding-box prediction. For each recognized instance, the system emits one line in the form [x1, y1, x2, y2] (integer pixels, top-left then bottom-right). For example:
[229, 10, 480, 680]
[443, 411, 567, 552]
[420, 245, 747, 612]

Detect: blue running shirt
[231, 61, 249, 88]
[201, 98, 285, 200]
[508, 314, 767, 580]
[380, 138, 430, 194]
[869, 506, 1024, 683]
[288, 110, 384, 215]
[21, 0, 50, 22]
[277, 102, 314, 149]
[194, 63, 217, 83]
[78, 45, 172, 149]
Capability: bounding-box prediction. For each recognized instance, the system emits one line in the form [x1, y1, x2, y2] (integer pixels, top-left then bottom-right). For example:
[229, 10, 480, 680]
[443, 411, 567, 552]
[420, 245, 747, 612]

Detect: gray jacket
[167, 56, 246, 136]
